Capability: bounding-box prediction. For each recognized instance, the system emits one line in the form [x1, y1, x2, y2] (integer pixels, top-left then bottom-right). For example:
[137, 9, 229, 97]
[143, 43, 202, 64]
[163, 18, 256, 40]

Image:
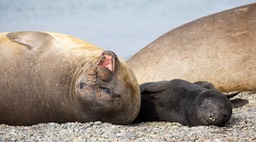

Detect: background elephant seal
[128, 3, 256, 92]
[133, 79, 232, 127]
[0, 31, 140, 126]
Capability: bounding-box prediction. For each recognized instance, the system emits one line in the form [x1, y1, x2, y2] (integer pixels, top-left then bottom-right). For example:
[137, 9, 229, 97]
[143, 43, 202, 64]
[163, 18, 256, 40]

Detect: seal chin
[97, 66, 113, 81]
[198, 118, 211, 126]
[198, 114, 223, 126]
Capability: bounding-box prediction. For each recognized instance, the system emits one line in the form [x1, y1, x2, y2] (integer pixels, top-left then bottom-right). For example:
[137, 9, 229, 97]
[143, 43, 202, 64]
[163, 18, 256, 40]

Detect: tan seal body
[0, 31, 140, 126]
[128, 3, 256, 92]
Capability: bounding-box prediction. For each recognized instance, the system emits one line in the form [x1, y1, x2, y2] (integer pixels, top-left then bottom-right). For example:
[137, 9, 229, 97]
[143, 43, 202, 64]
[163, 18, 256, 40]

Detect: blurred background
[0, 0, 254, 59]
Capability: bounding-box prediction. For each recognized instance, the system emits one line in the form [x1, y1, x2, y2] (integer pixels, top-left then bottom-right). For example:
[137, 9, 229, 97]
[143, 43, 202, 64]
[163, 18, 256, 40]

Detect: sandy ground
[0, 92, 255, 142]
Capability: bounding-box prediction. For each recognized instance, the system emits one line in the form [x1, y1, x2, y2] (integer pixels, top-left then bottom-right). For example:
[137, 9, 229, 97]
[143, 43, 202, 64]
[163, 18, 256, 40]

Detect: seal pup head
[74, 50, 140, 124]
[190, 90, 232, 127]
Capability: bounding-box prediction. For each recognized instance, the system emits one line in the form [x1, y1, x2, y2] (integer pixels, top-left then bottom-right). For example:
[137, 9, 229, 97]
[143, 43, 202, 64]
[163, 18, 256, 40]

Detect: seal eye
[79, 82, 86, 90]
[100, 87, 112, 94]
[200, 104, 205, 107]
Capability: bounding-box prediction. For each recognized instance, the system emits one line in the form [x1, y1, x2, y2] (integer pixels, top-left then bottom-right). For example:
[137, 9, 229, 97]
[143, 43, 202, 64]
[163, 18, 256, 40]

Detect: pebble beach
[0, 92, 255, 142]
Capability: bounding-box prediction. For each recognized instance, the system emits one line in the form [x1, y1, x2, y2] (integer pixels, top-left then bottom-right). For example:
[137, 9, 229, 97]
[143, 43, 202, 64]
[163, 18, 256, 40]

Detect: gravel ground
[0, 92, 255, 142]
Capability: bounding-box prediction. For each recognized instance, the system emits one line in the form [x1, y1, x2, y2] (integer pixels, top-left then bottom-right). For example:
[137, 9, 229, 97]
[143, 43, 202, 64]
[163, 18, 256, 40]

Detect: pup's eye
[79, 82, 86, 89]
[200, 104, 205, 107]
[100, 87, 111, 94]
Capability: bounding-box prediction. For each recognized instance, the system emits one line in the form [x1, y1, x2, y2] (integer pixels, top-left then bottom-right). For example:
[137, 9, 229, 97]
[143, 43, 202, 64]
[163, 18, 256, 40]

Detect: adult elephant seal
[133, 79, 232, 127]
[128, 3, 256, 92]
[0, 31, 140, 126]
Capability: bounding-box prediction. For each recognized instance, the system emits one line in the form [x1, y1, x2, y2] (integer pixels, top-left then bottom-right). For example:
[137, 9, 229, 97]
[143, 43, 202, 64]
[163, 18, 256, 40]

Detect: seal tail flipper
[224, 91, 241, 99]
[7, 31, 57, 50]
[224, 92, 249, 108]
[230, 99, 249, 108]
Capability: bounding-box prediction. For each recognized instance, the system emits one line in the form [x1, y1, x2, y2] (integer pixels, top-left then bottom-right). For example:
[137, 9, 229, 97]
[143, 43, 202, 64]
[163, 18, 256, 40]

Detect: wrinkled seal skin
[0, 31, 140, 126]
[128, 3, 256, 92]
[133, 79, 232, 127]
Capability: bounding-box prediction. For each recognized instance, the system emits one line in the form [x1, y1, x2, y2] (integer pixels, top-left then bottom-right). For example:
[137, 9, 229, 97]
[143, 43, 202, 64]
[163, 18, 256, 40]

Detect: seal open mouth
[96, 51, 119, 82]
[98, 54, 114, 72]
[97, 51, 118, 72]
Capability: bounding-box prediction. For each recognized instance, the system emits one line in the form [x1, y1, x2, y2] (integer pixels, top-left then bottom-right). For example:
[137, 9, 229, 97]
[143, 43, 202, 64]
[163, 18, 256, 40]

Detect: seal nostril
[209, 115, 213, 120]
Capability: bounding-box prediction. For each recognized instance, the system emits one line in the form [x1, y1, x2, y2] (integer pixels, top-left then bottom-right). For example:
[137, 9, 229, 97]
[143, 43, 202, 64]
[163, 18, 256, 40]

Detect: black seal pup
[133, 79, 232, 127]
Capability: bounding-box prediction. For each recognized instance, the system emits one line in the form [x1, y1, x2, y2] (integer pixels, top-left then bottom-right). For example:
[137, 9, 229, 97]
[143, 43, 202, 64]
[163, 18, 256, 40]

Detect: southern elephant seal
[0, 31, 140, 126]
[128, 3, 256, 92]
[133, 79, 232, 127]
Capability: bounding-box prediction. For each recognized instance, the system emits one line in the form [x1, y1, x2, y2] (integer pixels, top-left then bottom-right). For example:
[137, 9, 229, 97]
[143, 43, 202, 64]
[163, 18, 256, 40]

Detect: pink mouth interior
[99, 55, 113, 71]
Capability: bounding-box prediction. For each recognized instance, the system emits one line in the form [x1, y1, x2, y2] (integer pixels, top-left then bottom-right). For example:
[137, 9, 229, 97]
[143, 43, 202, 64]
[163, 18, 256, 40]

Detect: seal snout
[208, 114, 215, 121]
[206, 110, 231, 126]
[201, 101, 231, 126]
[207, 112, 221, 123]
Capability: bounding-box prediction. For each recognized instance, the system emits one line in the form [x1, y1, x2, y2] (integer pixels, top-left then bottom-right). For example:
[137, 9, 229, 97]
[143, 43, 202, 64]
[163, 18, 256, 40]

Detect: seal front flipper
[7, 31, 57, 50]
[193, 81, 216, 90]
[140, 81, 172, 93]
